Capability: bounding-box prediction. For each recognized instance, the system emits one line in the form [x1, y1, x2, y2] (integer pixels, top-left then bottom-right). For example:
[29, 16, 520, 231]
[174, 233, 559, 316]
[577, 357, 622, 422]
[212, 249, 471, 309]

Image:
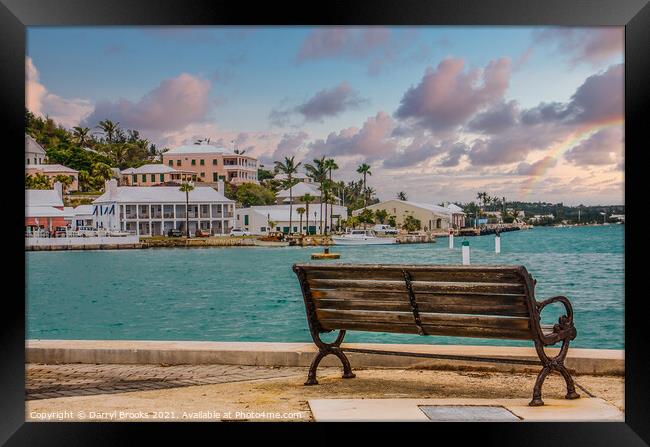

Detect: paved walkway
[26, 363, 314, 400]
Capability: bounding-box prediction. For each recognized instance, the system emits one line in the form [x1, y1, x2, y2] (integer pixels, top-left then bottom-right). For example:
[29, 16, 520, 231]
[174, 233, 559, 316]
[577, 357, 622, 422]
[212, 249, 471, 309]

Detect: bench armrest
[536, 295, 577, 344]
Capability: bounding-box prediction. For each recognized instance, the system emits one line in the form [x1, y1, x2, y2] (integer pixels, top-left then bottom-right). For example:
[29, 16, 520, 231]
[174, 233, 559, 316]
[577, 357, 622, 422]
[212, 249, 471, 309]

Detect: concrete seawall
[26, 340, 624, 375]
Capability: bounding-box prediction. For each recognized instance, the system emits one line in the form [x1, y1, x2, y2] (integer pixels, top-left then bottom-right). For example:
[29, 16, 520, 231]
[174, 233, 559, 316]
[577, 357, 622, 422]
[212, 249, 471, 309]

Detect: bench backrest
[293, 264, 538, 341]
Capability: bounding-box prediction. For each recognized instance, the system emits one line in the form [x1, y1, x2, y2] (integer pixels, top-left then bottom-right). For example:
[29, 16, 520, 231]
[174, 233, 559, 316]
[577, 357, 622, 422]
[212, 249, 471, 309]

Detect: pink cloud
[26, 57, 93, 128]
[84, 73, 212, 131]
[394, 57, 511, 131]
[297, 28, 414, 76]
[308, 111, 396, 160]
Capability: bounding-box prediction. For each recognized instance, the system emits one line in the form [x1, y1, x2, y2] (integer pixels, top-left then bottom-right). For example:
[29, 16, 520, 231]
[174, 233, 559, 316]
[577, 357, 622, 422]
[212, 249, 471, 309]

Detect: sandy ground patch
[26, 368, 623, 422]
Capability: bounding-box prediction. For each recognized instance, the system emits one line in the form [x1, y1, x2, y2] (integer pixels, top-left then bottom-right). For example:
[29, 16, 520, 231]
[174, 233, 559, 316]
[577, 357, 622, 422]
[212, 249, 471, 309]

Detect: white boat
[332, 229, 397, 245]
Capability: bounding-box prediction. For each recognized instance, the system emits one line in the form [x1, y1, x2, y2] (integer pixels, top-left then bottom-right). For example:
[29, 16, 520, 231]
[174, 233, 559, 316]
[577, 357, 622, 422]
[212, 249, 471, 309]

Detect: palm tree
[52, 174, 73, 194]
[305, 157, 327, 234]
[397, 191, 407, 201]
[357, 163, 372, 207]
[72, 126, 91, 146]
[296, 207, 306, 235]
[274, 156, 301, 235]
[301, 193, 316, 235]
[96, 119, 120, 144]
[324, 158, 339, 234]
[179, 181, 195, 238]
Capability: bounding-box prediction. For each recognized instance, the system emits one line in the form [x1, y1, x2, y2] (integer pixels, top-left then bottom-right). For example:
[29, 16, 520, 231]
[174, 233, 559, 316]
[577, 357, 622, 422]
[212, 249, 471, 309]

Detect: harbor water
[26, 225, 624, 349]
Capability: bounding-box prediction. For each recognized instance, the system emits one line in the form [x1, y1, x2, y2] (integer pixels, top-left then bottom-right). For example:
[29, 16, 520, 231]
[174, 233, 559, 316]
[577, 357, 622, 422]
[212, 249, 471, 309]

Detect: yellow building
[354, 199, 465, 231]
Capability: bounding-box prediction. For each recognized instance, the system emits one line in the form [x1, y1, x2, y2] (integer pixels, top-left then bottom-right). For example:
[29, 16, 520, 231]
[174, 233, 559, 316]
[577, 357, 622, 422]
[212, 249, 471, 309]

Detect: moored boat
[332, 229, 397, 245]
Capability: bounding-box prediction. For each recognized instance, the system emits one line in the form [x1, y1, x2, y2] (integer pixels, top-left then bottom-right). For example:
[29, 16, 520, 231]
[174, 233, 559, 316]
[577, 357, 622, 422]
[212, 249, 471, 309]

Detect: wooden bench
[292, 263, 580, 406]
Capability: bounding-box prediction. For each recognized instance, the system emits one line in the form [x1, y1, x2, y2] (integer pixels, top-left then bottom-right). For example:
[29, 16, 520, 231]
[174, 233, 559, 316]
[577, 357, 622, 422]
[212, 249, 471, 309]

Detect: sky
[26, 26, 624, 205]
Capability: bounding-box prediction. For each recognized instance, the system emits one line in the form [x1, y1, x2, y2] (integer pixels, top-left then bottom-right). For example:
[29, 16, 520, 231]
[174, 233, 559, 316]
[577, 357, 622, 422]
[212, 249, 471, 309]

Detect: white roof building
[93, 184, 232, 204]
[26, 189, 64, 207]
[91, 179, 236, 236]
[355, 199, 466, 231]
[237, 204, 348, 235]
[26, 164, 78, 174]
[25, 134, 46, 165]
[275, 181, 341, 205]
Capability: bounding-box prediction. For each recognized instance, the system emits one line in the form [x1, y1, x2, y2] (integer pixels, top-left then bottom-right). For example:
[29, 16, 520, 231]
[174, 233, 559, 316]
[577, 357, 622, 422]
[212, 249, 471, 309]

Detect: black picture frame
[2, 0, 647, 443]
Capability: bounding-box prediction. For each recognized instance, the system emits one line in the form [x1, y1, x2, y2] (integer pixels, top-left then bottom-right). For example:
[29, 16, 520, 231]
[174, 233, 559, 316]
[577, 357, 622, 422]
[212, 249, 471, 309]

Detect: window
[213, 173, 218, 181]
[168, 160, 173, 166]
[261, 227, 266, 232]
[200, 159, 205, 165]
[160, 174, 165, 182]
[176, 159, 181, 166]
[142, 174, 147, 182]
[244, 215, 249, 225]
[151, 174, 156, 182]
[200, 172, 205, 177]
[212, 159, 218, 165]
[191, 160, 196, 166]
[132, 175, 137, 183]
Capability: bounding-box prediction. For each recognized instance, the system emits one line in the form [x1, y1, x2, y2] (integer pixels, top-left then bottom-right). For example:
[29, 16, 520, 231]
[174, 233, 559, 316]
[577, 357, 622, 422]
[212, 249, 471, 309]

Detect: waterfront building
[119, 164, 195, 186]
[25, 134, 79, 191]
[64, 205, 95, 230]
[236, 204, 348, 235]
[355, 199, 466, 231]
[162, 142, 259, 185]
[275, 181, 327, 205]
[92, 180, 236, 236]
[26, 163, 79, 192]
[25, 182, 68, 231]
[25, 134, 46, 165]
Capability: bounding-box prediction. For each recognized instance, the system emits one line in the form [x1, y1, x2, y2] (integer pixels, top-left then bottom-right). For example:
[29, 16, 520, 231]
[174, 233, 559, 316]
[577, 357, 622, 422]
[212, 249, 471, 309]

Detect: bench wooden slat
[303, 266, 523, 283]
[314, 297, 529, 317]
[315, 299, 413, 312]
[316, 308, 531, 332]
[311, 289, 409, 302]
[318, 320, 533, 340]
[308, 278, 525, 295]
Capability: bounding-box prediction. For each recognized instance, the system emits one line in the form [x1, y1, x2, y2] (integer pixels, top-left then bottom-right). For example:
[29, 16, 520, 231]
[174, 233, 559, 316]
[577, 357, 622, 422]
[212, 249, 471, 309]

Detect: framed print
[2, 0, 648, 443]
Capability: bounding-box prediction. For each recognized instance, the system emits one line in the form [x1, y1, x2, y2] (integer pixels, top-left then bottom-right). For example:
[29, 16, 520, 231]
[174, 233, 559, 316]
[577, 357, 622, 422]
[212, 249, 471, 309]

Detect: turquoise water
[26, 225, 624, 349]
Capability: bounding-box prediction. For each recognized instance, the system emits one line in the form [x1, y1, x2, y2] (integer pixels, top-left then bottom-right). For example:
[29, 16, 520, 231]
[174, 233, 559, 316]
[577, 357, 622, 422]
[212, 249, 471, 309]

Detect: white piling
[461, 240, 470, 265]
[449, 229, 454, 249]
[495, 234, 501, 254]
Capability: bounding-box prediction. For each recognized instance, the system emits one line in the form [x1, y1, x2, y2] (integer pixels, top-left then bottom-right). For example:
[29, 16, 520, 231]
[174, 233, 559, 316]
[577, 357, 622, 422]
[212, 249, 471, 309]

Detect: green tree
[305, 157, 327, 234]
[72, 126, 91, 146]
[357, 163, 372, 206]
[52, 174, 73, 194]
[97, 119, 120, 144]
[274, 156, 301, 235]
[25, 173, 52, 190]
[179, 181, 195, 238]
[300, 193, 316, 235]
[324, 158, 339, 234]
[357, 209, 375, 226]
[374, 209, 389, 224]
[235, 183, 276, 207]
[356, 163, 372, 228]
[402, 214, 421, 232]
[296, 207, 306, 235]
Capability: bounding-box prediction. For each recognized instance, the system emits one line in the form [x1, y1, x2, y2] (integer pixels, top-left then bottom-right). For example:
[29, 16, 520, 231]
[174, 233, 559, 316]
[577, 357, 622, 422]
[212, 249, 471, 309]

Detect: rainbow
[519, 117, 624, 198]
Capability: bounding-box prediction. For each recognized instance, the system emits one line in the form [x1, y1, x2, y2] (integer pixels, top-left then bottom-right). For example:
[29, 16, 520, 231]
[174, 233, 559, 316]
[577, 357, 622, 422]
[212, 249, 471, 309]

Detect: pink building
[162, 142, 258, 185]
[120, 164, 195, 186]
[25, 164, 79, 192]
